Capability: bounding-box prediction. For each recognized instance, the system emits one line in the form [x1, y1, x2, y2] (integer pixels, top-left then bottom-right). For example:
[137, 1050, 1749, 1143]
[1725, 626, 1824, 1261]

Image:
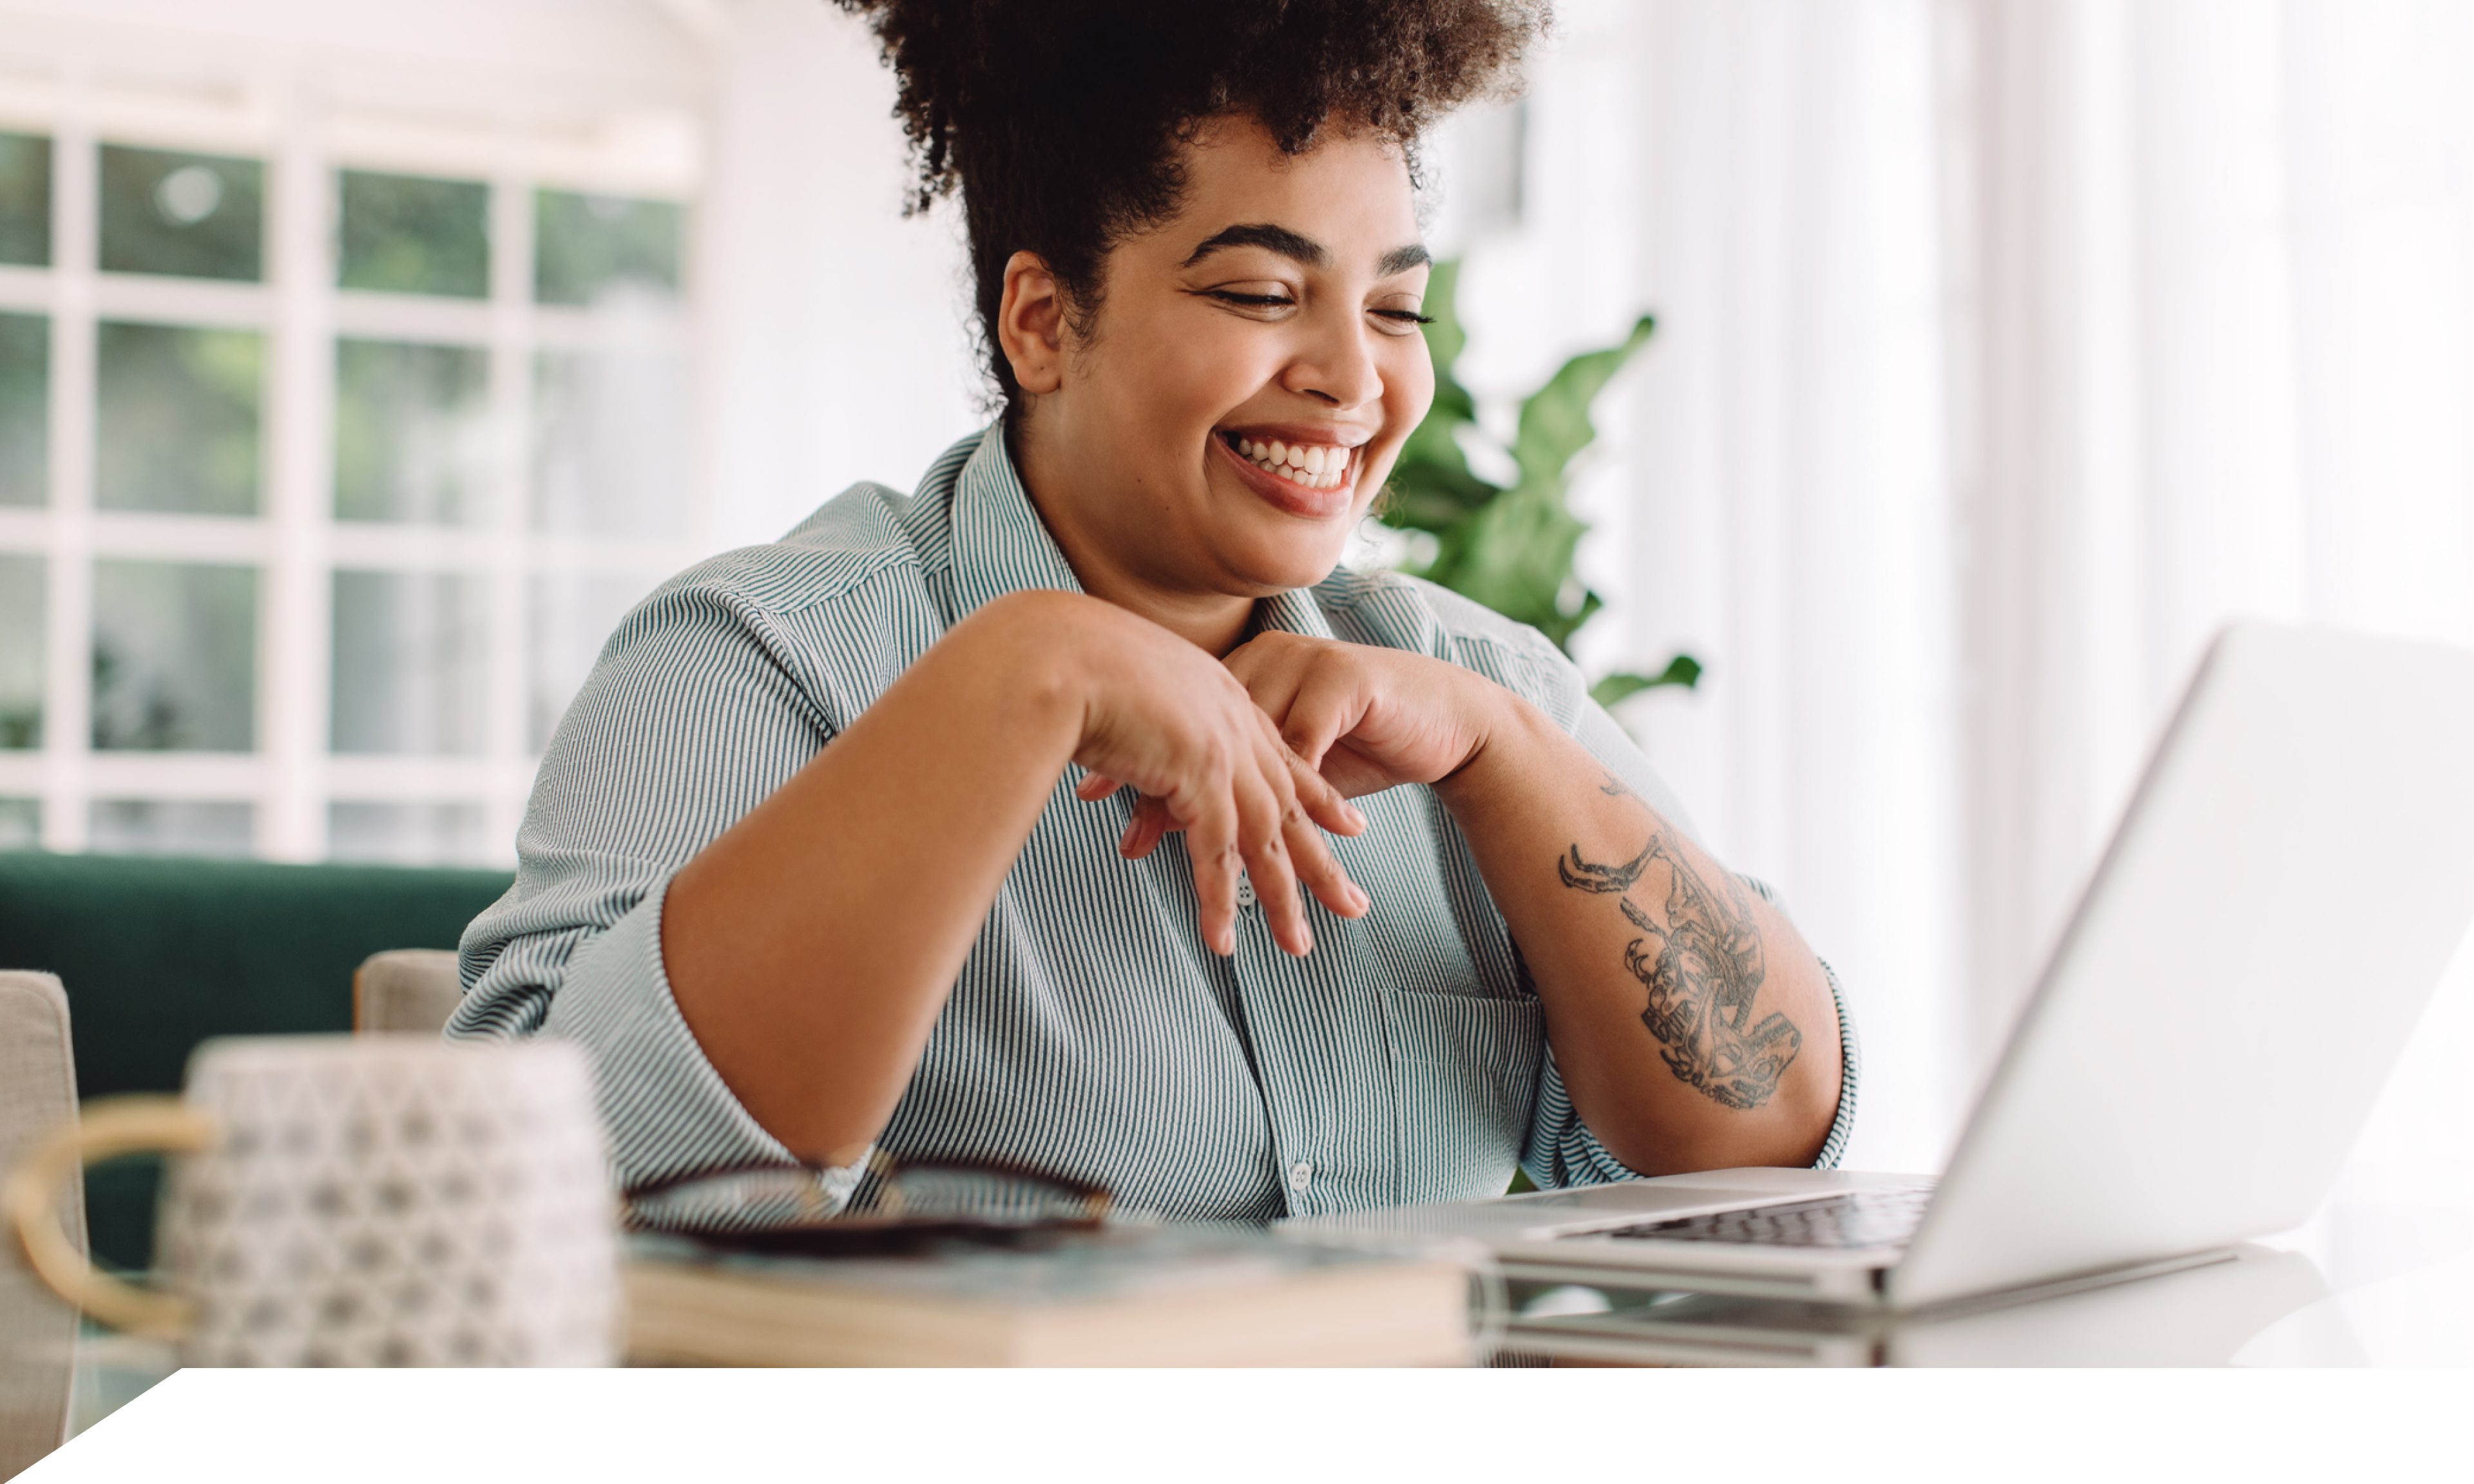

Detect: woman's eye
[1369, 306, 1436, 334]
[1206, 289, 1296, 310]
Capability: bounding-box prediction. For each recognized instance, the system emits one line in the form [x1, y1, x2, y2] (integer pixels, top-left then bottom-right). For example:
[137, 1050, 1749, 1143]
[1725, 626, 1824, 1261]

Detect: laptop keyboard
[1597, 1187, 1935, 1250]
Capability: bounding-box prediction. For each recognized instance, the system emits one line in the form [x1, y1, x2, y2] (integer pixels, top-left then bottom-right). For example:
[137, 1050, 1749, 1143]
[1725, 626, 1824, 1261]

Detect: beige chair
[352, 949, 465, 1036]
[1, 970, 84, 1477]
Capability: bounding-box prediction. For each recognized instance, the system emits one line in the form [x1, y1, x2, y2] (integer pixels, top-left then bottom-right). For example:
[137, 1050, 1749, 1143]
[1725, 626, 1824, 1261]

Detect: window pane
[0, 131, 48, 267]
[334, 339, 488, 524]
[0, 312, 48, 506]
[327, 801, 488, 866]
[96, 321, 262, 515]
[533, 189, 681, 306]
[338, 169, 489, 298]
[88, 799, 251, 858]
[532, 348, 687, 536]
[0, 553, 39, 748]
[0, 797, 36, 850]
[330, 569, 487, 755]
[528, 571, 657, 750]
[92, 559, 256, 752]
[99, 144, 263, 281]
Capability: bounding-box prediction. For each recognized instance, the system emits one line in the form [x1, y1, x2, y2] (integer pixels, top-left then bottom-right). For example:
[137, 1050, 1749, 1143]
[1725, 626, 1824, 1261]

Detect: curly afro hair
[829, 0, 1546, 419]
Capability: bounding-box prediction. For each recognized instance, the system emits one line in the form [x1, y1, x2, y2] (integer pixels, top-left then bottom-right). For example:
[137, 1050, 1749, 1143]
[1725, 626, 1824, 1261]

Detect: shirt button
[1287, 1161, 1312, 1192]
[1235, 875, 1258, 909]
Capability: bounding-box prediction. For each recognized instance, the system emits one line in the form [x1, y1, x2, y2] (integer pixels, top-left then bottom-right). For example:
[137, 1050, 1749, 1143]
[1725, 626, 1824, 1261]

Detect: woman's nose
[1282, 311, 1383, 410]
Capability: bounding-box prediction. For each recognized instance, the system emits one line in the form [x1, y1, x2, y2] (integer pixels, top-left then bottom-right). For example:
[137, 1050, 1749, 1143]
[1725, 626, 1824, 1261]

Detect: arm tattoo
[1563, 835, 1803, 1110]
[1557, 840, 1654, 893]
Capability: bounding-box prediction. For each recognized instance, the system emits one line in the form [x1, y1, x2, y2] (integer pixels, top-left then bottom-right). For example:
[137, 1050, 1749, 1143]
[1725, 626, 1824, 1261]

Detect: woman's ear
[997, 251, 1066, 395]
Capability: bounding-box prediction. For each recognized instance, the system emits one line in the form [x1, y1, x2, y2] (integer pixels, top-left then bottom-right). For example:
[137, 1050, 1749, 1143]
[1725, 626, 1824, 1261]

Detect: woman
[454, 0, 1854, 1221]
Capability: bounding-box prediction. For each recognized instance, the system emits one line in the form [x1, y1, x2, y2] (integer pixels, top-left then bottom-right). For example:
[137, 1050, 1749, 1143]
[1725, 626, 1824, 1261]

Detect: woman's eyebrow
[1181, 223, 1327, 269]
[1376, 242, 1432, 277]
[1179, 224, 1434, 279]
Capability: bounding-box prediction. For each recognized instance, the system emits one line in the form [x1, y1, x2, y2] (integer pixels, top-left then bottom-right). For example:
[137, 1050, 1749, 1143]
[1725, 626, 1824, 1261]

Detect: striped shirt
[452, 426, 1858, 1220]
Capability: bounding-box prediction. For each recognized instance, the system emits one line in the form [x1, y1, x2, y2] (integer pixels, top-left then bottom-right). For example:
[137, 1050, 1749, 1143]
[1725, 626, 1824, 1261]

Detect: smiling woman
[452, 0, 1856, 1224]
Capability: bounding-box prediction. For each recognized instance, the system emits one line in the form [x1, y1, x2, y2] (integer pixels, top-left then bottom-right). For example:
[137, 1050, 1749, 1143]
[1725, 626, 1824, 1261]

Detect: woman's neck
[1010, 424, 1258, 656]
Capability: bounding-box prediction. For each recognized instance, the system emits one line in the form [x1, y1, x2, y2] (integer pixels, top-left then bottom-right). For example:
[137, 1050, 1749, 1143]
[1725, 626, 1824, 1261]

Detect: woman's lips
[1211, 433, 1357, 520]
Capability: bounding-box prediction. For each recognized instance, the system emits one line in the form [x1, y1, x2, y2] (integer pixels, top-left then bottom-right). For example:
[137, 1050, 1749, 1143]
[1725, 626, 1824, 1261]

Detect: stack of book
[624, 1224, 1476, 1367]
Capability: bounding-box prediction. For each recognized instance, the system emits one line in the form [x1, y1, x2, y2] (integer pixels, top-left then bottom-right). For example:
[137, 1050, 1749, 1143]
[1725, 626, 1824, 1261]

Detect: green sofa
[0, 851, 513, 1271]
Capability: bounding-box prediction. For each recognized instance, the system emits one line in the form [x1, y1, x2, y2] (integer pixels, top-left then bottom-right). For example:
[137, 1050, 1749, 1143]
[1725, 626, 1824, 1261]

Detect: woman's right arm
[660, 586, 1366, 1168]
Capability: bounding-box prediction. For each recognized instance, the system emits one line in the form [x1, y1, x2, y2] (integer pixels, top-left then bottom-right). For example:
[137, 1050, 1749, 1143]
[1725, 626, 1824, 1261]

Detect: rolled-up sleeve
[448, 570, 868, 1203]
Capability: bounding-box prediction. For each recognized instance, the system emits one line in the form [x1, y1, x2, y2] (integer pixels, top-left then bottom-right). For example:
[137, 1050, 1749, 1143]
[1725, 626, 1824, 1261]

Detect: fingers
[1231, 786, 1307, 957]
[1083, 770, 1173, 861]
[1282, 741, 1368, 839]
[1224, 638, 1318, 761]
[1118, 794, 1171, 859]
[1178, 783, 1243, 958]
[1154, 732, 1367, 959]
[1077, 633, 1377, 958]
[1275, 663, 1367, 777]
[1278, 776, 1371, 924]
[1243, 723, 1370, 955]
[1226, 635, 1376, 794]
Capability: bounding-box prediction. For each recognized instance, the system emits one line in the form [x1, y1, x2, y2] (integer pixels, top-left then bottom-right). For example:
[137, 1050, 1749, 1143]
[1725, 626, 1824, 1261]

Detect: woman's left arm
[1224, 633, 1844, 1175]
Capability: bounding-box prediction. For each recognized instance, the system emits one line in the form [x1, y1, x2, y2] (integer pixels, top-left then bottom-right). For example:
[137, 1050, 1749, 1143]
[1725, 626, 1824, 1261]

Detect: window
[0, 70, 702, 867]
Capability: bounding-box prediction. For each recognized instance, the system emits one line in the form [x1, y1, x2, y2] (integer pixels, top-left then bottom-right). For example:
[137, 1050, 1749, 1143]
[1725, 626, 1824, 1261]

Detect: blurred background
[2, 0, 2472, 1186]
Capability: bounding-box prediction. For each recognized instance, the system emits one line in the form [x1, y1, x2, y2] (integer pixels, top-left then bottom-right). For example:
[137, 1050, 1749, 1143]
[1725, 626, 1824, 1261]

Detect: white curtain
[1444, 0, 2474, 1174]
[698, 0, 979, 554]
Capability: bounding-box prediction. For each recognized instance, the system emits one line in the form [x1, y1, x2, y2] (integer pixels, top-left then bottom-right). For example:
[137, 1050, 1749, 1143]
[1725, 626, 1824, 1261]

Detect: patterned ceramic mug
[2, 1034, 619, 1366]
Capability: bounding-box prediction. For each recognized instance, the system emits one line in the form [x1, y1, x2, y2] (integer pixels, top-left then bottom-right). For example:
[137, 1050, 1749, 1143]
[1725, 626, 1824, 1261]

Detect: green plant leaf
[1374, 259, 1660, 678]
[1421, 257, 1470, 372]
[1588, 653, 1703, 708]
[1382, 260, 1504, 535]
[1510, 314, 1654, 496]
[1381, 481, 1493, 535]
[1446, 484, 1589, 640]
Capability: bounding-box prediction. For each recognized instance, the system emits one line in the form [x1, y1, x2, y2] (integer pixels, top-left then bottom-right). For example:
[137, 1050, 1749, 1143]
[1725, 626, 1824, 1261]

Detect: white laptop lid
[1890, 623, 2474, 1307]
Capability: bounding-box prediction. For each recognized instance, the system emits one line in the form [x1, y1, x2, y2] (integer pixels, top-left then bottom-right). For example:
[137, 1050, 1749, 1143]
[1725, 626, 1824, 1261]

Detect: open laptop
[1290, 623, 2474, 1310]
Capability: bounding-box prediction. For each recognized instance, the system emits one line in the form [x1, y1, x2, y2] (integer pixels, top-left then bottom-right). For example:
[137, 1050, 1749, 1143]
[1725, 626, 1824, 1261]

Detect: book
[623, 1223, 1475, 1367]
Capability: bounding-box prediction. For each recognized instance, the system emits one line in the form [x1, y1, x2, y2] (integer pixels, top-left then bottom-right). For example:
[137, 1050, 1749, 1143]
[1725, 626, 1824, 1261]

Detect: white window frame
[0, 32, 709, 868]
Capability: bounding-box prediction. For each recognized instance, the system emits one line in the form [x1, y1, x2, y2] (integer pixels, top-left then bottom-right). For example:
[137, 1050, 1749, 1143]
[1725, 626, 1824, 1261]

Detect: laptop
[1289, 623, 2474, 1310]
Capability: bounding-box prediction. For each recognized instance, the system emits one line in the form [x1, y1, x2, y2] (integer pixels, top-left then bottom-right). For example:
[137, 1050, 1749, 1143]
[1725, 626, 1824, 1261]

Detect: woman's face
[1007, 115, 1435, 608]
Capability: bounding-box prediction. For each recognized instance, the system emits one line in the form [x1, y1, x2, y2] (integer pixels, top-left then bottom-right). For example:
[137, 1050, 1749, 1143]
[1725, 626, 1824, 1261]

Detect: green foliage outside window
[98, 145, 263, 282]
[533, 190, 682, 307]
[0, 131, 51, 267]
[339, 170, 489, 299]
[94, 323, 262, 516]
[1379, 260, 1700, 709]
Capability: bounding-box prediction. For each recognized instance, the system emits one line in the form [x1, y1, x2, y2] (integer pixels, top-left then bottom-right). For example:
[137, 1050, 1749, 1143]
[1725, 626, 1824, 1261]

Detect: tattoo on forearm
[1557, 839, 1654, 893]
[1561, 831, 1802, 1110]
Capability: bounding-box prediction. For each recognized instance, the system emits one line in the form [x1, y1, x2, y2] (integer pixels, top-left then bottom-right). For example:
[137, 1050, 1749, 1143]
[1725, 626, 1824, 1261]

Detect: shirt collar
[943, 424, 1087, 623]
[1247, 584, 1339, 644]
[937, 422, 1341, 647]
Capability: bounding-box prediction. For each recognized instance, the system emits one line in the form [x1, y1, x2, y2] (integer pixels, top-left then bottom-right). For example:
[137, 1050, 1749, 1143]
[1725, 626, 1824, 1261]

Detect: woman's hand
[1219, 632, 1510, 798]
[1046, 595, 1371, 958]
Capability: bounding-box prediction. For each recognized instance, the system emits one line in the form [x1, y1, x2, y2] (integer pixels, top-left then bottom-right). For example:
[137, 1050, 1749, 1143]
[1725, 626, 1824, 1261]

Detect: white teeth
[1230, 434, 1352, 489]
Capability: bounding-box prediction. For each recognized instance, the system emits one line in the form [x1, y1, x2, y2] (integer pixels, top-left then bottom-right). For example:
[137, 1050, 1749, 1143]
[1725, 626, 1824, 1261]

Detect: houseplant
[1378, 258, 1698, 707]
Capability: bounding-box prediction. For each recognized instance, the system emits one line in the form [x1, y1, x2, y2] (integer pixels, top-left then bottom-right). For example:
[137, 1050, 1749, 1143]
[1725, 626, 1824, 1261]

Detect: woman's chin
[1213, 529, 1356, 596]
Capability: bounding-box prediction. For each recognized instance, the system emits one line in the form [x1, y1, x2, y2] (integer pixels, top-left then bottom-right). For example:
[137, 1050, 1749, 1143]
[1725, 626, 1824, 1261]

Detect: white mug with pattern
[3, 1034, 619, 1366]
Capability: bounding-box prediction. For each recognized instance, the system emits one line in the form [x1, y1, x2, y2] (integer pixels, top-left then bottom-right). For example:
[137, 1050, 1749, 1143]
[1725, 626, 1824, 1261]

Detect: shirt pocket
[1383, 987, 1544, 1206]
